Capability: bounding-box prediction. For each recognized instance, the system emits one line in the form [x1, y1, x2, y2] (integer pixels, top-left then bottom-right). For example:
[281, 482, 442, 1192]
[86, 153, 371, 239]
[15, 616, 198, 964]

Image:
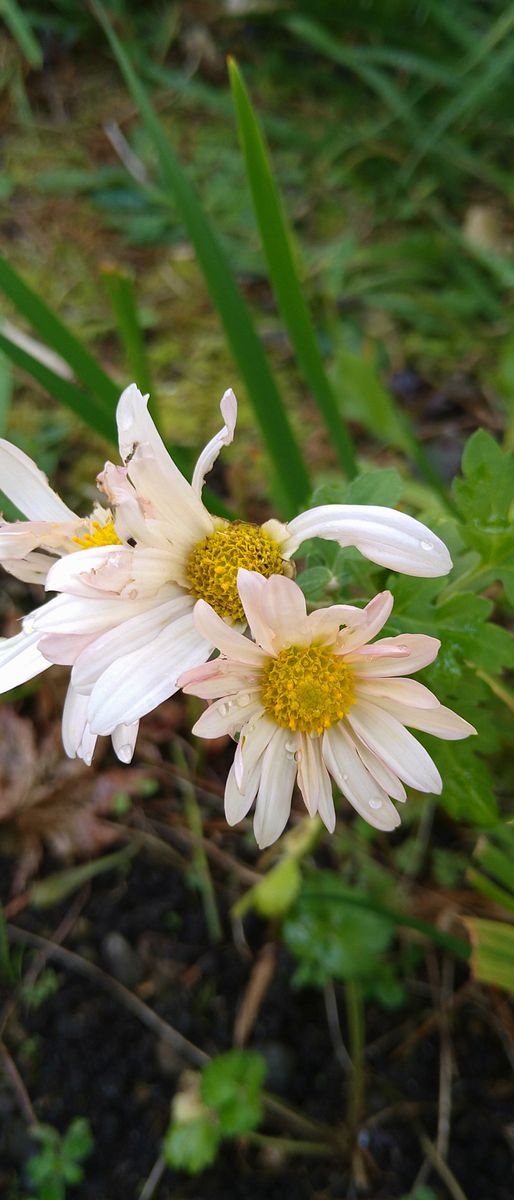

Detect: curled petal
[191, 388, 238, 496]
[0, 438, 77, 522]
[283, 505, 452, 577]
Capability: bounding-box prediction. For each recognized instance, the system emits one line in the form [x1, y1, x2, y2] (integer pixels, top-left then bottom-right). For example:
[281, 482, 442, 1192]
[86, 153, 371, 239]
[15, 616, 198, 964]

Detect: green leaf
[465, 918, 514, 995]
[163, 1114, 220, 1174]
[283, 871, 394, 988]
[201, 1050, 265, 1137]
[92, 1, 310, 518]
[454, 428, 514, 527]
[429, 739, 498, 826]
[228, 56, 356, 479]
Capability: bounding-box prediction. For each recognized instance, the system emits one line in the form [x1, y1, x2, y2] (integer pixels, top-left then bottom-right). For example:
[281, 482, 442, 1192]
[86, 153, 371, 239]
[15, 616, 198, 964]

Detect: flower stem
[345, 980, 365, 1132]
[174, 743, 223, 944]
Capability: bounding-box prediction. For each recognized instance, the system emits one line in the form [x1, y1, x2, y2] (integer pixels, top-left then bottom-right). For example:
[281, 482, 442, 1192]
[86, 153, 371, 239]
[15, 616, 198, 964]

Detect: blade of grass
[0, 353, 13, 436]
[101, 265, 156, 415]
[228, 57, 357, 480]
[0, 330, 116, 442]
[0, 0, 43, 68]
[0, 255, 118, 415]
[93, 1, 310, 518]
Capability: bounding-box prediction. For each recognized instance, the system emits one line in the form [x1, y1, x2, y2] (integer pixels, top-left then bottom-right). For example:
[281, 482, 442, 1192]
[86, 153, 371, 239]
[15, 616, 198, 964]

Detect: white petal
[193, 693, 263, 739]
[348, 634, 440, 677]
[111, 722, 139, 763]
[380, 698, 476, 740]
[336, 591, 393, 654]
[234, 712, 277, 790]
[0, 628, 50, 692]
[27, 591, 162, 638]
[47, 544, 178, 601]
[39, 631, 96, 666]
[224, 759, 261, 826]
[352, 737, 407, 802]
[261, 574, 308, 650]
[87, 613, 210, 733]
[0, 438, 77, 521]
[191, 388, 238, 496]
[236, 570, 276, 653]
[355, 676, 440, 708]
[297, 733, 335, 830]
[283, 505, 452, 577]
[193, 599, 267, 667]
[181, 665, 260, 699]
[1, 551, 56, 585]
[304, 602, 371, 644]
[253, 728, 297, 848]
[347, 700, 442, 793]
[62, 685, 97, 764]
[323, 724, 401, 831]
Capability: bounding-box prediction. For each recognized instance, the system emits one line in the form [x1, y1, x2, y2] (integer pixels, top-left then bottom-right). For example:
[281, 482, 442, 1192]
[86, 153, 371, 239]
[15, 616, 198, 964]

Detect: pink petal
[236, 569, 276, 653]
[336, 591, 393, 654]
[193, 599, 267, 667]
[348, 634, 440, 677]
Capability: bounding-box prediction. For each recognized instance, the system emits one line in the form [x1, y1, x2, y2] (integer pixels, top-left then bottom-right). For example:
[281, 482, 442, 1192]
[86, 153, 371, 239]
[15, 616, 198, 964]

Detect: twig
[418, 1131, 471, 1200]
[138, 1153, 166, 1200]
[246, 1131, 334, 1157]
[0, 1041, 37, 1125]
[7, 923, 208, 1068]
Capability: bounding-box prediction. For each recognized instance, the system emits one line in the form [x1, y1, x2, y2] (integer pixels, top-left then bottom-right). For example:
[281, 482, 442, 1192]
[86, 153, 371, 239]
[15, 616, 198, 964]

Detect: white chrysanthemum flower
[179, 570, 475, 849]
[1, 383, 453, 760]
[0, 438, 134, 764]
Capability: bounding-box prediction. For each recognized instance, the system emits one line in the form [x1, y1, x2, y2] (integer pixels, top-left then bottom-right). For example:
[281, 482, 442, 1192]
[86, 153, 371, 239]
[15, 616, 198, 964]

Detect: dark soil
[2, 854, 513, 1200]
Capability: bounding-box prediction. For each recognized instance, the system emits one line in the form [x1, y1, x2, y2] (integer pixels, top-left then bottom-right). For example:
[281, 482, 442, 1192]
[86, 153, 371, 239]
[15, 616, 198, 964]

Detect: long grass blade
[0, 330, 116, 443]
[101, 265, 156, 415]
[0, 0, 43, 68]
[92, 0, 311, 518]
[228, 57, 357, 480]
[0, 255, 118, 414]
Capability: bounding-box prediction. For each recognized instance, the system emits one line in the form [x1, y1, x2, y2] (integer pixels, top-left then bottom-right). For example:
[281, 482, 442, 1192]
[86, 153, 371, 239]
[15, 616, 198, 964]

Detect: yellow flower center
[72, 519, 122, 550]
[186, 522, 287, 621]
[261, 643, 355, 734]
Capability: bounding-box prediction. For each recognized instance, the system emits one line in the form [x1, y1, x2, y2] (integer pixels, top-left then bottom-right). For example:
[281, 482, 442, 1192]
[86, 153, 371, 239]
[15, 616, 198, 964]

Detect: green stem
[345, 980, 365, 1131]
[174, 745, 223, 944]
[246, 1131, 334, 1157]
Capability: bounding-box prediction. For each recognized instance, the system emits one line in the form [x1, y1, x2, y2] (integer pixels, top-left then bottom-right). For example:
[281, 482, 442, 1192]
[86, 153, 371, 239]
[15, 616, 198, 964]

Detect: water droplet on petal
[369, 797, 383, 810]
[342, 774, 349, 783]
[218, 703, 229, 716]
[285, 739, 297, 753]
[237, 692, 251, 707]
[294, 750, 302, 763]
[419, 539, 433, 552]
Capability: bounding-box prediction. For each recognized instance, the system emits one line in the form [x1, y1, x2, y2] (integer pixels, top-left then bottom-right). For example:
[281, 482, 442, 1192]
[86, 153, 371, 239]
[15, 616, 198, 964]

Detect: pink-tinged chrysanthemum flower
[179, 571, 475, 849]
[0, 440, 135, 763]
[1, 384, 452, 758]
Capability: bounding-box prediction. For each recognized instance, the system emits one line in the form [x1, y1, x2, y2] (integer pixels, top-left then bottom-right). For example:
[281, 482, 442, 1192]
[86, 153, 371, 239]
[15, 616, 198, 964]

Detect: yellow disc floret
[73, 519, 122, 550]
[261, 643, 355, 734]
[186, 521, 287, 621]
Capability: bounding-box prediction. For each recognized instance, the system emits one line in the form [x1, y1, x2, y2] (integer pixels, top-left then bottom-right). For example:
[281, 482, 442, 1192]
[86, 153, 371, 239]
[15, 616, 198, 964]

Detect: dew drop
[342, 774, 349, 783]
[294, 750, 302, 763]
[218, 703, 229, 716]
[419, 539, 433, 552]
[285, 739, 298, 753]
[369, 797, 383, 810]
[237, 692, 251, 707]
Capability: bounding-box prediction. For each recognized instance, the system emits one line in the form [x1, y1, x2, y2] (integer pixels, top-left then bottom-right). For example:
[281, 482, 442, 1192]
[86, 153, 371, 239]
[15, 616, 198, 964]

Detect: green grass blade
[228, 57, 357, 480]
[92, 0, 310, 518]
[465, 917, 514, 994]
[101, 265, 156, 415]
[0, 330, 116, 443]
[0, 0, 43, 68]
[0, 255, 118, 414]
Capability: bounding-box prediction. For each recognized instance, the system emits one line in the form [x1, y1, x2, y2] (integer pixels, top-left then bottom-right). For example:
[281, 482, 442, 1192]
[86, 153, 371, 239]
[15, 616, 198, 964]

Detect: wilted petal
[191, 388, 238, 496]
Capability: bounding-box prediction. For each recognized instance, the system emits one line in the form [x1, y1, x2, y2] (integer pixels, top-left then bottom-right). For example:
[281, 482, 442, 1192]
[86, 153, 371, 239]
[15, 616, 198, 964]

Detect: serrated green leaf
[201, 1049, 265, 1137]
[283, 870, 394, 987]
[163, 1114, 220, 1174]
